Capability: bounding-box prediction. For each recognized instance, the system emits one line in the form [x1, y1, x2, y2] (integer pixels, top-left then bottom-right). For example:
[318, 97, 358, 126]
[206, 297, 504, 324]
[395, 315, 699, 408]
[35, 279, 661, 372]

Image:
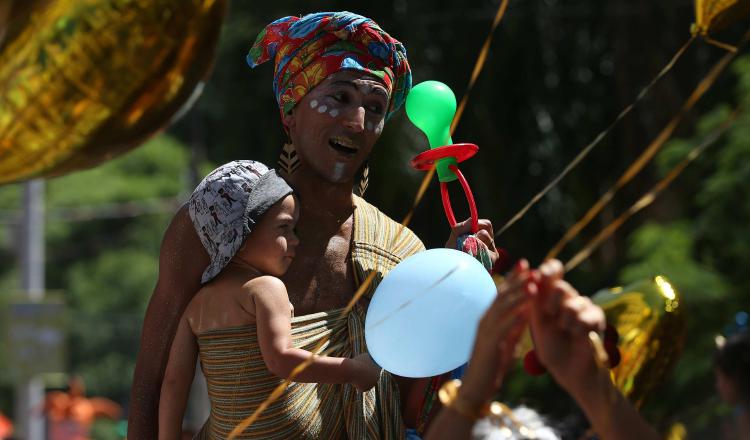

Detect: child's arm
[158, 315, 197, 440]
[251, 276, 380, 391]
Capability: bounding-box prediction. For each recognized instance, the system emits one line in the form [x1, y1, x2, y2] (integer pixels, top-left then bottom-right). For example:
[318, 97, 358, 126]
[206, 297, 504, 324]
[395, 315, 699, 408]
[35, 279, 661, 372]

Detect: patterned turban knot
[247, 11, 412, 121]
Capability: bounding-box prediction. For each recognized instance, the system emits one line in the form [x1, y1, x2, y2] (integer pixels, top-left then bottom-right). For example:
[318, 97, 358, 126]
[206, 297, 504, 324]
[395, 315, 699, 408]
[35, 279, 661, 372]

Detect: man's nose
[342, 106, 365, 132]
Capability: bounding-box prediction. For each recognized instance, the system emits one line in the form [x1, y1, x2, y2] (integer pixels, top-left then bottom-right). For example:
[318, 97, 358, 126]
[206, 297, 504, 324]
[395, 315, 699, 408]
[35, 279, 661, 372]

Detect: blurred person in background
[42, 375, 121, 440]
[715, 329, 750, 440]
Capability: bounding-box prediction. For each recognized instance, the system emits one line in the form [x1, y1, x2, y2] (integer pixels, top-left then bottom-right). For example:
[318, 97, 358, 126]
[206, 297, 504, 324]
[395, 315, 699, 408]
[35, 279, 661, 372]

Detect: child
[158, 161, 381, 440]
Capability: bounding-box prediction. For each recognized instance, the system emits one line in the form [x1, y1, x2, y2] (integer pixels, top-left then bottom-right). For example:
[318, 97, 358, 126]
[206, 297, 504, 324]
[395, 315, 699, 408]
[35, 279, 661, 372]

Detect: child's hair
[188, 160, 293, 284]
[714, 331, 750, 404]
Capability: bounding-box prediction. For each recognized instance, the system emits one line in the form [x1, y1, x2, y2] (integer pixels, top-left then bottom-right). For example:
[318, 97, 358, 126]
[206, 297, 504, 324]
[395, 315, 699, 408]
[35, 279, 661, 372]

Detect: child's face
[237, 194, 300, 277]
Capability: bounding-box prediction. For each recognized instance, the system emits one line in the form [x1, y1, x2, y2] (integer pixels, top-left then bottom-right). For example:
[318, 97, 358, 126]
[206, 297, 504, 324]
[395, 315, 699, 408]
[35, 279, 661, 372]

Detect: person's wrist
[458, 368, 492, 406]
[563, 368, 612, 412]
[439, 379, 488, 421]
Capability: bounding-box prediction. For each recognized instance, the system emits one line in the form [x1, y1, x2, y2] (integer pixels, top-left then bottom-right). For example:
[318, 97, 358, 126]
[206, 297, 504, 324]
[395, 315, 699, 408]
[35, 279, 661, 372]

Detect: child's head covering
[246, 11, 411, 121]
[188, 160, 293, 284]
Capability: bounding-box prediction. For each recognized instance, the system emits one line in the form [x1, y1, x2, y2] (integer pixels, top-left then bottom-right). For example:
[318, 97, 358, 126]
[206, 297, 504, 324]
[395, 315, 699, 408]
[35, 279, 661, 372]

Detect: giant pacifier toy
[406, 81, 481, 233]
[365, 81, 498, 378]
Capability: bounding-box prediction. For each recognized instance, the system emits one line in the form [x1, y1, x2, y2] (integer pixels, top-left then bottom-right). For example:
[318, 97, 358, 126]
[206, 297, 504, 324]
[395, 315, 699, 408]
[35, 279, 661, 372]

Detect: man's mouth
[329, 137, 359, 156]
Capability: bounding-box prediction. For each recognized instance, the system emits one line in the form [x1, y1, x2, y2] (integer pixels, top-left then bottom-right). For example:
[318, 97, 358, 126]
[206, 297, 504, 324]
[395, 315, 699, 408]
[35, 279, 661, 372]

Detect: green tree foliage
[0, 135, 197, 407]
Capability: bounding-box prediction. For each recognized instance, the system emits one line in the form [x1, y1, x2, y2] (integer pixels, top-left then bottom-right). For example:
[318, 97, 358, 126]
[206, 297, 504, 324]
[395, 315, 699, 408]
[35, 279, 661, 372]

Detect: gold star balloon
[0, 0, 226, 184]
[692, 0, 750, 36]
[592, 276, 686, 408]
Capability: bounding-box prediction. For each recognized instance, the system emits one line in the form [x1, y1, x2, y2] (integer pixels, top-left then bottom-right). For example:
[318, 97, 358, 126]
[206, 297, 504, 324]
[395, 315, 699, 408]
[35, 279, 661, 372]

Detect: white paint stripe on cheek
[374, 120, 384, 135]
[333, 162, 345, 180]
[310, 100, 318, 109]
[318, 105, 327, 113]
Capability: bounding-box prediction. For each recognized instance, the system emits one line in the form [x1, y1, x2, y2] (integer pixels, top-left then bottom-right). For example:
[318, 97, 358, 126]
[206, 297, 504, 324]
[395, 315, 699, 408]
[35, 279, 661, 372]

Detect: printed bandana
[188, 161, 293, 284]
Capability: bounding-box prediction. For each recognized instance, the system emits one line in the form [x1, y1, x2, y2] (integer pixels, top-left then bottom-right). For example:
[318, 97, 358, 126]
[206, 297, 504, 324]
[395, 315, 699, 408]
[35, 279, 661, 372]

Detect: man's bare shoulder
[353, 195, 425, 256]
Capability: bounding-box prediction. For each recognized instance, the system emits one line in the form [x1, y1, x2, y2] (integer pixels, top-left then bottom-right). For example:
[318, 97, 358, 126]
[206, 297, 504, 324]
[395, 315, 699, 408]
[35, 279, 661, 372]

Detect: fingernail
[524, 281, 538, 296]
[530, 270, 541, 283]
[540, 263, 553, 278]
[514, 259, 528, 273]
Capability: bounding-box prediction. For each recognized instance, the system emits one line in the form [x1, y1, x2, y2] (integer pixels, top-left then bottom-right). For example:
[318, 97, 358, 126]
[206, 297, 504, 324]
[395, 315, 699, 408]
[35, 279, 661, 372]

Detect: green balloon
[405, 80, 458, 182]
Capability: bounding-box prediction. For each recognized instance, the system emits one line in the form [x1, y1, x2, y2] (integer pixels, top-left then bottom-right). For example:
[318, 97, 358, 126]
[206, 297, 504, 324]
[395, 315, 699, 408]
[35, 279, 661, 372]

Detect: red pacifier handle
[440, 165, 479, 233]
[410, 143, 480, 234]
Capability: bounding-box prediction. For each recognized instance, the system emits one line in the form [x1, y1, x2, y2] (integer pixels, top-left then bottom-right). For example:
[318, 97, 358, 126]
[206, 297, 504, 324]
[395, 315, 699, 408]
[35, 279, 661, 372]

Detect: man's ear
[282, 110, 295, 131]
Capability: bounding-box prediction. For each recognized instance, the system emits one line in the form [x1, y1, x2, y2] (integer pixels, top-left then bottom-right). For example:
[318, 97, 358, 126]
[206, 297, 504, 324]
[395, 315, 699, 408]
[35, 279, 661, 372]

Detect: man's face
[283, 70, 390, 183]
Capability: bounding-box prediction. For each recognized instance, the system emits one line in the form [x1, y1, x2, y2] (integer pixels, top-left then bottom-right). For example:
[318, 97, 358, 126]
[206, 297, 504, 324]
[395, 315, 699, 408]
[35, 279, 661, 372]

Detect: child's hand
[350, 353, 382, 392]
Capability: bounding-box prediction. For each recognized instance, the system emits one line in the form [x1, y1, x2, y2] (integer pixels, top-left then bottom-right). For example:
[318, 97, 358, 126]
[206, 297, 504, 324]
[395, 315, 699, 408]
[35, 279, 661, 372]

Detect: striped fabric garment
[193, 196, 425, 439]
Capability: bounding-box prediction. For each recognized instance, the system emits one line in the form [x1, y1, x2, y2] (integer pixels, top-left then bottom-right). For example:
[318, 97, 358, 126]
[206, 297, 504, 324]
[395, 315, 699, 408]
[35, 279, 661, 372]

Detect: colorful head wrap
[247, 11, 411, 121]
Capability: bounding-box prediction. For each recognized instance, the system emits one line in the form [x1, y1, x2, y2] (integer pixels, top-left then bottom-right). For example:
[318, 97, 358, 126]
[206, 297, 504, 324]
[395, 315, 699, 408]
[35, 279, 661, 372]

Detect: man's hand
[445, 218, 500, 266]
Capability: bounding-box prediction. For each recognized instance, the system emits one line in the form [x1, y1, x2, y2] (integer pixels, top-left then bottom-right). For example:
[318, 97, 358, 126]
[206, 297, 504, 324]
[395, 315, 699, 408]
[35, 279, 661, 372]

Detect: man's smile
[329, 136, 359, 156]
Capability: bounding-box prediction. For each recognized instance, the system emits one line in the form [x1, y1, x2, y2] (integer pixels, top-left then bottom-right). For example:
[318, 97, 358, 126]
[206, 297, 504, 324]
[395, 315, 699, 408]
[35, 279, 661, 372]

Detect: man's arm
[128, 205, 208, 439]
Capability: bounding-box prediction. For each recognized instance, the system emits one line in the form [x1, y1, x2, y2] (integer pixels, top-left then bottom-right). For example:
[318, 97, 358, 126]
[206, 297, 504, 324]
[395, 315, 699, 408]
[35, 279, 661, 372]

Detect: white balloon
[365, 248, 497, 378]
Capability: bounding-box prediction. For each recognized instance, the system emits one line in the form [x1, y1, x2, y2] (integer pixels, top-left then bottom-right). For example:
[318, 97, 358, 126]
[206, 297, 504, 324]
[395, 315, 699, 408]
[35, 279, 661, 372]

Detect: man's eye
[332, 91, 348, 102]
[368, 104, 384, 114]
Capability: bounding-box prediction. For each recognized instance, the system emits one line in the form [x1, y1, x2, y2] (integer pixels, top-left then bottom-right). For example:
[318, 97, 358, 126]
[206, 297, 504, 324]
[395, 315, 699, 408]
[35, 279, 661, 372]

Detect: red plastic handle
[440, 164, 479, 233]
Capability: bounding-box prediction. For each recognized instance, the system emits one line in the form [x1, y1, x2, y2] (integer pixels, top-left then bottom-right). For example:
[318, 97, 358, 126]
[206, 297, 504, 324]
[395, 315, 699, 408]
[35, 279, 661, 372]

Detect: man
[129, 11, 499, 439]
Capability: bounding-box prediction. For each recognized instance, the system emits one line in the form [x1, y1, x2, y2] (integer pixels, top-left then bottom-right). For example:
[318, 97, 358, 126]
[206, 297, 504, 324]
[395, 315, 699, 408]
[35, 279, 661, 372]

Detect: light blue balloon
[365, 248, 497, 378]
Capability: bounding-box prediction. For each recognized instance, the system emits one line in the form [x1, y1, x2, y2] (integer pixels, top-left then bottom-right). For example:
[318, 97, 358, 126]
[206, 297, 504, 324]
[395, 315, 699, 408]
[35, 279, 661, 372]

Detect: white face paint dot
[329, 109, 339, 117]
[309, 100, 318, 108]
[318, 105, 327, 113]
[366, 121, 374, 131]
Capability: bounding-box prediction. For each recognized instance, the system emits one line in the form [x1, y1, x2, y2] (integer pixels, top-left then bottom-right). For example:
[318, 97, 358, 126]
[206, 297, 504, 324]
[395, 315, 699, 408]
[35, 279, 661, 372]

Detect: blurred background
[1, 0, 749, 438]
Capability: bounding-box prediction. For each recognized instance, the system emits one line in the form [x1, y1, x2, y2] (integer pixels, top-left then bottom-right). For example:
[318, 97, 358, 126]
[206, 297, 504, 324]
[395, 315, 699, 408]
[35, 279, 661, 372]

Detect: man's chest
[282, 231, 358, 315]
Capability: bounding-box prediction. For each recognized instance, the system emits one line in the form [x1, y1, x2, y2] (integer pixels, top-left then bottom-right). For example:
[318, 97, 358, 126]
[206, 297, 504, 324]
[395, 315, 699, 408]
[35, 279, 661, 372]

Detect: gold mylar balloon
[592, 276, 686, 408]
[0, 0, 226, 184]
[692, 0, 750, 36]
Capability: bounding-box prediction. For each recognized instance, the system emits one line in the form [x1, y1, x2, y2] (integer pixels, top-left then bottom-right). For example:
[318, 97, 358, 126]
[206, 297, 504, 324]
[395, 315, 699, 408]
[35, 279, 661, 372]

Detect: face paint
[329, 109, 339, 117]
[310, 99, 318, 109]
[318, 105, 328, 113]
[373, 118, 384, 135]
[332, 162, 346, 181]
[366, 121, 373, 131]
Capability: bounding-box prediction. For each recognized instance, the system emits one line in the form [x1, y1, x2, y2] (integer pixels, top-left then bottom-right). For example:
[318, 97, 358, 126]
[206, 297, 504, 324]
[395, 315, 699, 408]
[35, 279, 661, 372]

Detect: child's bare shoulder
[241, 275, 287, 296]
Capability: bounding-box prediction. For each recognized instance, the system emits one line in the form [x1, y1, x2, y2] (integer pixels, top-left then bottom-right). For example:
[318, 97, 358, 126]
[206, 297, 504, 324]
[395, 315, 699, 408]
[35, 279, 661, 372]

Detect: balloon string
[563, 105, 742, 272]
[450, 0, 510, 136]
[229, 2, 513, 433]
[704, 36, 738, 53]
[495, 35, 696, 238]
[545, 27, 750, 262]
